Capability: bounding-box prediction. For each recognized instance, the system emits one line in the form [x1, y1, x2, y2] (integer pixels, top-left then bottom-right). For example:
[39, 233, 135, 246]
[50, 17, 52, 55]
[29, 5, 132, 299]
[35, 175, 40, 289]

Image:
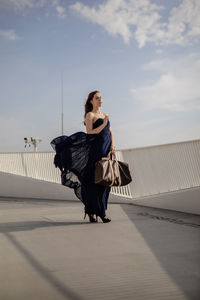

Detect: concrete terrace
[0, 197, 200, 300]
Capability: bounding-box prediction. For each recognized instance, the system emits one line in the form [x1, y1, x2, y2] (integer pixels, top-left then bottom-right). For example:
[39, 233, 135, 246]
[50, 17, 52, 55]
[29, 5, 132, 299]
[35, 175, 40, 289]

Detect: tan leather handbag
[94, 151, 132, 186]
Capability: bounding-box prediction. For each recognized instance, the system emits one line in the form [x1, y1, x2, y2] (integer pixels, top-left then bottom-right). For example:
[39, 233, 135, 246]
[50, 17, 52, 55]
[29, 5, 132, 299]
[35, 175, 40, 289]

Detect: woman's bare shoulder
[85, 111, 94, 119]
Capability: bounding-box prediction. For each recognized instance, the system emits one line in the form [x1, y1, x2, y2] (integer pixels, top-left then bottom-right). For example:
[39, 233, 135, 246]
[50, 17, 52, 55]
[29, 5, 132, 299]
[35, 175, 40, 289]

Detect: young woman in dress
[83, 90, 116, 223]
[50, 90, 116, 223]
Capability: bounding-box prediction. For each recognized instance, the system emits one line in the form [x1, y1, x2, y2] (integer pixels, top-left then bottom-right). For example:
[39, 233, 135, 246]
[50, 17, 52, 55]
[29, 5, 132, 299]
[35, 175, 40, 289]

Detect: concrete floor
[0, 198, 200, 300]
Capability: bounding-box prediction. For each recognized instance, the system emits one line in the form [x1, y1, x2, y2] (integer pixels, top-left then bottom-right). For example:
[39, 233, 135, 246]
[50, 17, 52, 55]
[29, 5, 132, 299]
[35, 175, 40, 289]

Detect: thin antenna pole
[61, 70, 64, 135]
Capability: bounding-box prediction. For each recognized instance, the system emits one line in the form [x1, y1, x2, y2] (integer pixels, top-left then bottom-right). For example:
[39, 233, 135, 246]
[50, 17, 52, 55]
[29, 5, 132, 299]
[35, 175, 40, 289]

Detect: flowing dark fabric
[50, 118, 112, 218]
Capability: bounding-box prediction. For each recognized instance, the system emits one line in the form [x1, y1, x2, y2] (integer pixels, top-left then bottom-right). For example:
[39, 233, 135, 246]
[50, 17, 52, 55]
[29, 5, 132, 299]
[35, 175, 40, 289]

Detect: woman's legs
[81, 177, 111, 220]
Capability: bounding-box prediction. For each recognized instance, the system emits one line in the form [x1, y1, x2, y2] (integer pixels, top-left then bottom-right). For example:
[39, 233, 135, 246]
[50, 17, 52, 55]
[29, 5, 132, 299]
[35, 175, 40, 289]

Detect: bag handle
[108, 152, 121, 186]
[101, 151, 117, 161]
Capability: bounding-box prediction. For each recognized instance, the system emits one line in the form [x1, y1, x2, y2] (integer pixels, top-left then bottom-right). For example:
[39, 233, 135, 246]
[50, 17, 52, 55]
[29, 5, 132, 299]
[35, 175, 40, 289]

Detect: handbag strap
[115, 159, 121, 186]
[101, 151, 117, 161]
[108, 160, 115, 187]
[107, 152, 121, 187]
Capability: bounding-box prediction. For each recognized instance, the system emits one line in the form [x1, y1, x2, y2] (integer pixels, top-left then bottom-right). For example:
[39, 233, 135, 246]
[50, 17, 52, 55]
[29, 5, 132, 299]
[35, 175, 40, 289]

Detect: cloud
[70, 0, 164, 46]
[56, 5, 67, 19]
[70, 0, 200, 47]
[0, 29, 21, 40]
[5, 0, 44, 10]
[1, 0, 66, 19]
[130, 53, 200, 111]
[155, 49, 163, 54]
[163, 0, 200, 46]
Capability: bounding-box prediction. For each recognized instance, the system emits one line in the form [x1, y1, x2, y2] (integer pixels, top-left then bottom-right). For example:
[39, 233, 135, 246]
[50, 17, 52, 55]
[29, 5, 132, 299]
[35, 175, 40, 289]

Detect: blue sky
[0, 0, 200, 152]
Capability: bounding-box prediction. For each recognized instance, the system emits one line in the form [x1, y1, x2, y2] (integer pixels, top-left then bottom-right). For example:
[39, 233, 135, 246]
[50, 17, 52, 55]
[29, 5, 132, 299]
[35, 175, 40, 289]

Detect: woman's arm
[109, 127, 116, 154]
[85, 112, 107, 134]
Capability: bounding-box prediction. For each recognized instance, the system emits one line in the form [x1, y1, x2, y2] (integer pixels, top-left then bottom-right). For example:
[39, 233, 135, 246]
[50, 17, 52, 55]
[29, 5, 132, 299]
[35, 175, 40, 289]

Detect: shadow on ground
[121, 203, 200, 300]
[4, 231, 84, 300]
[0, 220, 88, 233]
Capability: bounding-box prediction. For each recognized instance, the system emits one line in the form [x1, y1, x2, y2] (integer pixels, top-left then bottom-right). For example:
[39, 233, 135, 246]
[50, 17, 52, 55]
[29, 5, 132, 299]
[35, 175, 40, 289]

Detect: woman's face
[91, 92, 102, 108]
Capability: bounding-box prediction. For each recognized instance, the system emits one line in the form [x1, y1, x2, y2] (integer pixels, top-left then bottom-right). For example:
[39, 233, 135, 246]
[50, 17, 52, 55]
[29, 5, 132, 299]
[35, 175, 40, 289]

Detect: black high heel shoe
[84, 212, 97, 223]
[95, 215, 111, 223]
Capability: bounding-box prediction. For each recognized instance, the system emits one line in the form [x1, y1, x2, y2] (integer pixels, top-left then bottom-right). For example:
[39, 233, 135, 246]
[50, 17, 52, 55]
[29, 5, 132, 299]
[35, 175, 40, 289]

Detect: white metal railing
[0, 139, 199, 199]
[121, 139, 200, 198]
[0, 150, 132, 198]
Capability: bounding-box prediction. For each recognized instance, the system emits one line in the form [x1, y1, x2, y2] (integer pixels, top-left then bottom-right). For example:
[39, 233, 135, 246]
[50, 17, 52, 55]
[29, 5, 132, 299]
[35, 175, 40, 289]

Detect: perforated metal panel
[121, 139, 200, 198]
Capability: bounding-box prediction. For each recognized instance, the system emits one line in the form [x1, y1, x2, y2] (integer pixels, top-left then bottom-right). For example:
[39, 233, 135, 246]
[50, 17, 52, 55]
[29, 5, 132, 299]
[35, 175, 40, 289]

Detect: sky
[0, 0, 200, 152]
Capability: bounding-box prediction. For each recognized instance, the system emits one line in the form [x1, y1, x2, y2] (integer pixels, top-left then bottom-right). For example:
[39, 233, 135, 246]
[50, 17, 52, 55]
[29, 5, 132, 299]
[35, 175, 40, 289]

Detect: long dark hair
[83, 90, 99, 126]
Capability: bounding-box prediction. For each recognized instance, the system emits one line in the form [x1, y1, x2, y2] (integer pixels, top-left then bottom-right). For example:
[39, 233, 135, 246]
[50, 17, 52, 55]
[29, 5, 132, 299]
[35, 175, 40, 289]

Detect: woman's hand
[103, 114, 109, 125]
[110, 145, 116, 155]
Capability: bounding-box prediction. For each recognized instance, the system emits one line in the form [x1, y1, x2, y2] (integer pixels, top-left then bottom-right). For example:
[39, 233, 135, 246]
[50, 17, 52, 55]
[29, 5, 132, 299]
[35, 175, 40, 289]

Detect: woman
[50, 90, 116, 223]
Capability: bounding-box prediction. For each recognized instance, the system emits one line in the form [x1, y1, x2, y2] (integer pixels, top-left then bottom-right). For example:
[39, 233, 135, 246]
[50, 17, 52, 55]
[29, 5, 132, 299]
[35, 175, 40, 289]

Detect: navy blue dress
[50, 118, 112, 218]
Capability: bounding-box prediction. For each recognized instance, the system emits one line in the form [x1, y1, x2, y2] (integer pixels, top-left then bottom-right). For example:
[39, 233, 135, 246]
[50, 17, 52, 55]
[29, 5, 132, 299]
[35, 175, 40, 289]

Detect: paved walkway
[0, 198, 200, 300]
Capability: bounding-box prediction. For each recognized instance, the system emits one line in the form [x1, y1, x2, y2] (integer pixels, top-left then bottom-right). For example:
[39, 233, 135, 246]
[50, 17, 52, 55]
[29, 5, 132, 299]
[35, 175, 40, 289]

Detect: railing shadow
[0, 220, 89, 233]
[4, 231, 85, 300]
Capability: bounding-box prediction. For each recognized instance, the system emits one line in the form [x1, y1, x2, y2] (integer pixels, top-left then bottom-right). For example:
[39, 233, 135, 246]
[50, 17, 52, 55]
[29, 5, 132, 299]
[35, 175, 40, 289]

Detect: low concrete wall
[131, 187, 200, 215]
[0, 171, 78, 201]
[0, 171, 129, 204]
[0, 171, 199, 215]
